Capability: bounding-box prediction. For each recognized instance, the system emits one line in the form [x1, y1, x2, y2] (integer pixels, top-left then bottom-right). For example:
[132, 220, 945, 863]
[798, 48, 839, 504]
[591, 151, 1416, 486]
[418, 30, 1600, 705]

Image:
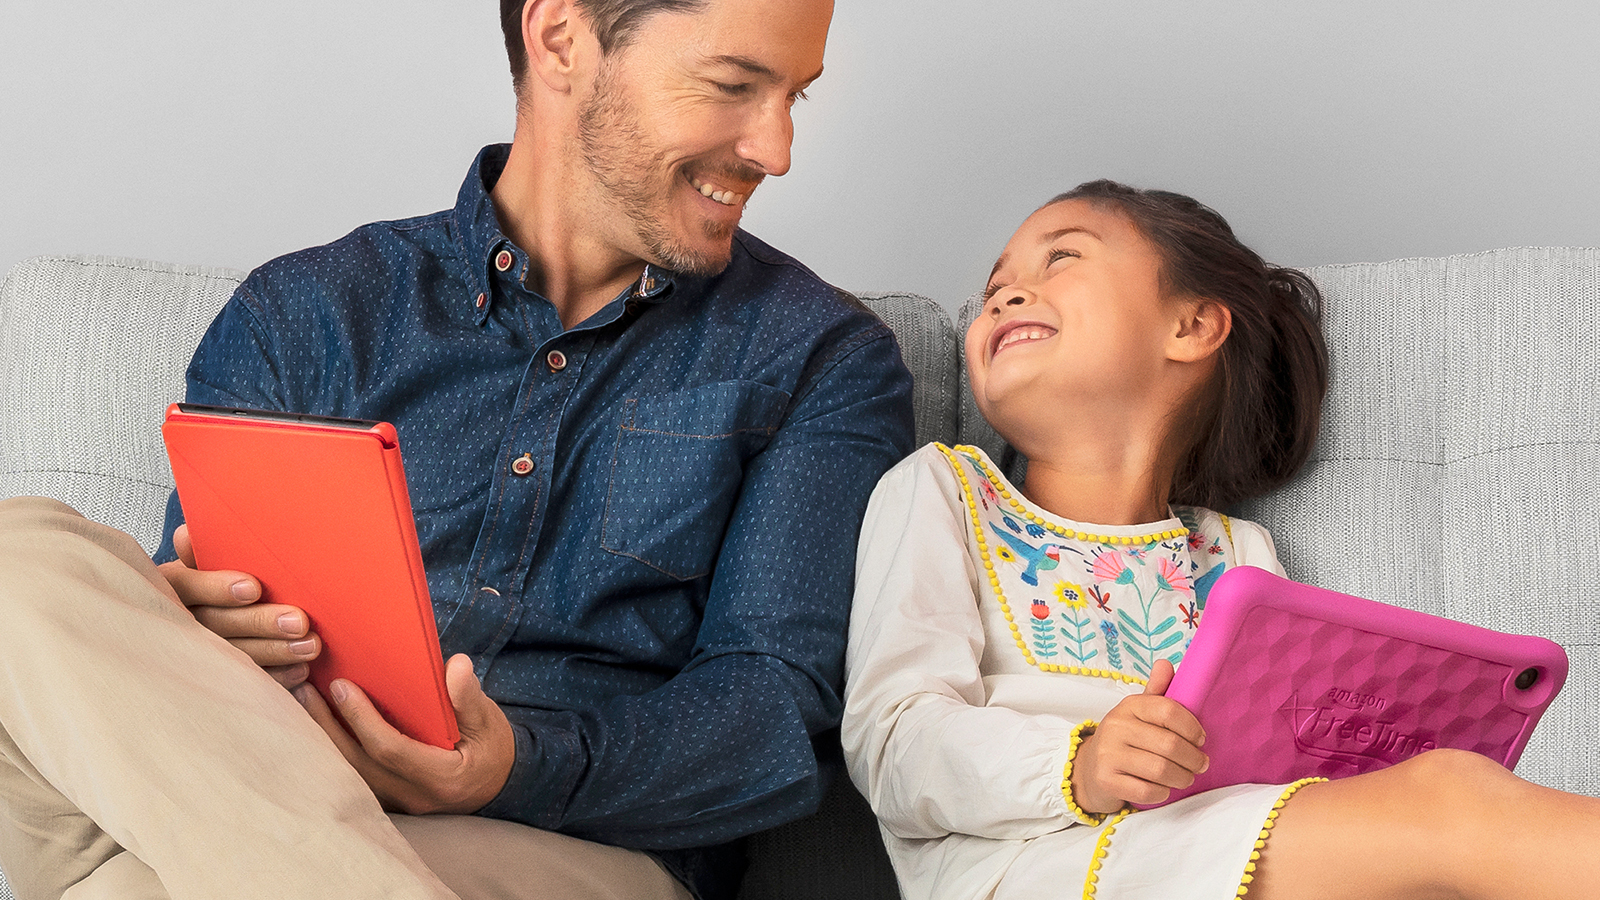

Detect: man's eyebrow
[707, 54, 824, 86]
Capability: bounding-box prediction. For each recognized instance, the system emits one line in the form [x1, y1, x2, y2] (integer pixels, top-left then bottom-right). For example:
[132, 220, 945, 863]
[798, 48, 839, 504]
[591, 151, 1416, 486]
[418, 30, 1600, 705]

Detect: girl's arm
[841, 448, 1095, 842]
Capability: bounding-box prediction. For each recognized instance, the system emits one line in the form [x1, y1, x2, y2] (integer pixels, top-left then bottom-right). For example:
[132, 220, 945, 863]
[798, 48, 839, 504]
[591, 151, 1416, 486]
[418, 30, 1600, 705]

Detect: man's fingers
[173, 524, 195, 568]
[327, 679, 435, 769]
[158, 559, 261, 609]
[191, 602, 310, 640]
[265, 662, 311, 690]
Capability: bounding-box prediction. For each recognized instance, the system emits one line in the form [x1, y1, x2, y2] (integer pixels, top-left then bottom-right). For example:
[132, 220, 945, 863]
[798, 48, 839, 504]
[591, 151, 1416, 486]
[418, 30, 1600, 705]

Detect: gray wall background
[3, 1, 1597, 313]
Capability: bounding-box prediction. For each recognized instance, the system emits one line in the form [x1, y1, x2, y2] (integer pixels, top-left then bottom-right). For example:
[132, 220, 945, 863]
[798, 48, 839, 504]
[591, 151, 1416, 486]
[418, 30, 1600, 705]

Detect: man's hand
[1070, 659, 1208, 813]
[157, 523, 321, 689]
[294, 653, 516, 815]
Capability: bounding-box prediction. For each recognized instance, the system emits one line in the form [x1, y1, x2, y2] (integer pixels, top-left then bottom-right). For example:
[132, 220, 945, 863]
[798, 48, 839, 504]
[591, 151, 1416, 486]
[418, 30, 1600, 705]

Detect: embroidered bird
[995, 531, 1063, 586]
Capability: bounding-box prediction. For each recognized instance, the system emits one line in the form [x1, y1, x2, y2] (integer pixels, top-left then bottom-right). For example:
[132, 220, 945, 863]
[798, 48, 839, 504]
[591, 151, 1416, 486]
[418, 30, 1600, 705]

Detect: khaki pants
[0, 497, 691, 900]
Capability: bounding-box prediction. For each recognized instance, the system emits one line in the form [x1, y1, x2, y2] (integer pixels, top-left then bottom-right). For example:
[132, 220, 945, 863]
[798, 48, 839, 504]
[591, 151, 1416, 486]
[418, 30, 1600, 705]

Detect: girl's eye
[982, 281, 1004, 301]
[1046, 248, 1080, 265]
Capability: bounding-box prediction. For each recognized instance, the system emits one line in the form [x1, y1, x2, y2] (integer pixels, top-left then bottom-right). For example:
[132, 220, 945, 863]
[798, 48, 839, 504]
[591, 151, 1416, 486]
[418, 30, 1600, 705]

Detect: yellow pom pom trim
[1234, 777, 1327, 896]
[1080, 807, 1134, 899]
[1061, 720, 1106, 826]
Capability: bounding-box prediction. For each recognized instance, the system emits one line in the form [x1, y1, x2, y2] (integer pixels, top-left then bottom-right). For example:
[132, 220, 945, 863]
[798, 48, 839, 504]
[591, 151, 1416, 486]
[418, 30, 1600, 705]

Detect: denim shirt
[156, 144, 915, 899]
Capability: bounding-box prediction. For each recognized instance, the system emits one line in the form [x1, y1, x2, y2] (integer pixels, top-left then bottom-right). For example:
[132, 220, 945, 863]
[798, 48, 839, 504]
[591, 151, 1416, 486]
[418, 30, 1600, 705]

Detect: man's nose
[736, 101, 793, 178]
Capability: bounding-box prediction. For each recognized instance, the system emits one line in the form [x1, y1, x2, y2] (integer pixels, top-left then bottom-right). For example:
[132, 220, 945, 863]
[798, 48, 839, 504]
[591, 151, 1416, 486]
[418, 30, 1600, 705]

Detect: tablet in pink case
[1142, 566, 1567, 809]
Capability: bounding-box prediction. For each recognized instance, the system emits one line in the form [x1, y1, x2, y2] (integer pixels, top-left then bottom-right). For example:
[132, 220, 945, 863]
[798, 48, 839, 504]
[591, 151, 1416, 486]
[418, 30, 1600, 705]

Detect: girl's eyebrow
[1039, 226, 1102, 244]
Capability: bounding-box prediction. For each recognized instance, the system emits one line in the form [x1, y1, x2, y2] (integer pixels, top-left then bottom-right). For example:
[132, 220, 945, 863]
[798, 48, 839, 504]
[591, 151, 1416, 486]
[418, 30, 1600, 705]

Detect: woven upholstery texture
[858, 291, 959, 451]
[1234, 248, 1600, 796]
[0, 255, 244, 553]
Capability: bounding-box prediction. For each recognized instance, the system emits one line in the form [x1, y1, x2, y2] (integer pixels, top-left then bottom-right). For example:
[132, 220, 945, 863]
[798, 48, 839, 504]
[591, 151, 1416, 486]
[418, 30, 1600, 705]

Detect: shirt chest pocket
[601, 380, 791, 580]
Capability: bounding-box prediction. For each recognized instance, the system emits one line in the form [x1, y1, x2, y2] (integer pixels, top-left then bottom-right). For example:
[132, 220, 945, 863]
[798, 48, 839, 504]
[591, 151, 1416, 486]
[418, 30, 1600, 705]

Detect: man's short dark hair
[500, 0, 710, 93]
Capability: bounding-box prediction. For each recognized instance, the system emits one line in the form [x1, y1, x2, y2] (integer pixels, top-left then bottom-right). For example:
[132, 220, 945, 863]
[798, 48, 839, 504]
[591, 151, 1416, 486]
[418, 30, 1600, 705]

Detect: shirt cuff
[475, 715, 584, 828]
[1060, 719, 1108, 827]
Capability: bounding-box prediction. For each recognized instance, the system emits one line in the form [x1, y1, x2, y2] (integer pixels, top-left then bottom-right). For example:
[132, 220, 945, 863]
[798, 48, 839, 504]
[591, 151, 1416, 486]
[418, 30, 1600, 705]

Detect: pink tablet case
[1142, 566, 1566, 809]
[163, 403, 459, 749]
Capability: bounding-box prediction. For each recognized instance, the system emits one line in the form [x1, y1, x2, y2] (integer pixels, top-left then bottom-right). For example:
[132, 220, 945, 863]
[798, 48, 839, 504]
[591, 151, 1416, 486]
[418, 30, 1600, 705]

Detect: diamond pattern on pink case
[1170, 606, 1529, 804]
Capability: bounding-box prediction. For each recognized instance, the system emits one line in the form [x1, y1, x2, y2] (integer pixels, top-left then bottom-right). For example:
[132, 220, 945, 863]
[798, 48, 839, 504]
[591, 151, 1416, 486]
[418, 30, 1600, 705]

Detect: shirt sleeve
[1227, 516, 1286, 577]
[154, 282, 292, 564]
[841, 448, 1094, 843]
[477, 326, 916, 849]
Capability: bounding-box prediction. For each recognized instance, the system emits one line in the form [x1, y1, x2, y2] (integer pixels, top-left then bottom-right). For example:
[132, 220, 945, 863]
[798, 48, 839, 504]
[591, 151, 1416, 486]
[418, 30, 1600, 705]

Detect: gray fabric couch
[2, 247, 1597, 898]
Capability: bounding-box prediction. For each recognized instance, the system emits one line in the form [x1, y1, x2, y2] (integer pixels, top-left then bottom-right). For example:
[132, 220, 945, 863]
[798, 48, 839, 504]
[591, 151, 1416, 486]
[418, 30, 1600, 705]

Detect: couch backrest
[1, 256, 245, 553]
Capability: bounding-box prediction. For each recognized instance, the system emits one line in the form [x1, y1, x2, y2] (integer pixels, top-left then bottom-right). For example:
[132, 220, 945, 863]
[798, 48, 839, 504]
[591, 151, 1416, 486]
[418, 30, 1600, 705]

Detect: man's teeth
[997, 326, 1055, 352]
[694, 180, 743, 206]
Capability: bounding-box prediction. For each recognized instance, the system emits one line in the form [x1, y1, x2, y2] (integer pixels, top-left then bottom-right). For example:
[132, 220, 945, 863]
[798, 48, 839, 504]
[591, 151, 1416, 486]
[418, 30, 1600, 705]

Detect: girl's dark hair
[500, 0, 707, 94]
[1047, 180, 1329, 509]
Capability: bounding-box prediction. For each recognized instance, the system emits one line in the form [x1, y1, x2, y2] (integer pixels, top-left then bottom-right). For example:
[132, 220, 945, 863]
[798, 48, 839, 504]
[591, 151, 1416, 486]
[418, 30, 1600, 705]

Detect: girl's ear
[1168, 297, 1232, 364]
[524, 0, 589, 94]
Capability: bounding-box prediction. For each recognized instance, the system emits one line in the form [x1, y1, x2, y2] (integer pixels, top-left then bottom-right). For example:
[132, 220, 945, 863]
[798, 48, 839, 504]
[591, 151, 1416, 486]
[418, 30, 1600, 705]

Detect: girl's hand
[1070, 659, 1209, 813]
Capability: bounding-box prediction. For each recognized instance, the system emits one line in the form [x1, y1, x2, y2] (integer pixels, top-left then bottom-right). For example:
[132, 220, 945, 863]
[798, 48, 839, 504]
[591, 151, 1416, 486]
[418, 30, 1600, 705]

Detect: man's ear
[1168, 297, 1232, 364]
[523, 0, 589, 94]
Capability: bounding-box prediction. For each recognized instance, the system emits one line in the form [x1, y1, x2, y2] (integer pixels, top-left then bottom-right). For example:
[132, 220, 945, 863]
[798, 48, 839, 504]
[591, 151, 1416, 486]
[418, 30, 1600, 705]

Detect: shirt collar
[453, 144, 678, 327]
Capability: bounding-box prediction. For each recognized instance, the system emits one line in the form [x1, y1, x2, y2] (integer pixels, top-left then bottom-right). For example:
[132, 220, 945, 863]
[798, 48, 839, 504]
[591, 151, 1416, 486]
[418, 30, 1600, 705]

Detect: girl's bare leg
[1252, 748, 1600, 900]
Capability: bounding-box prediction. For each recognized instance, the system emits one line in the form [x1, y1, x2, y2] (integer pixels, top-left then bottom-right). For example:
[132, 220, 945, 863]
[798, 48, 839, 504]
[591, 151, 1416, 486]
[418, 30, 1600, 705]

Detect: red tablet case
[1140, 566, 1566, 809]
[163, 403, 459, 749]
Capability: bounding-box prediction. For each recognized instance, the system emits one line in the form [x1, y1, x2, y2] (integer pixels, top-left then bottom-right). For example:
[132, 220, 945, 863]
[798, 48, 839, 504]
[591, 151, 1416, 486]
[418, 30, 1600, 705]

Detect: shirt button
[495, 249, 514, 272]
[547, 350, 567, 372]
[474, 292, 486, 309]
[511, 453, 535, 477]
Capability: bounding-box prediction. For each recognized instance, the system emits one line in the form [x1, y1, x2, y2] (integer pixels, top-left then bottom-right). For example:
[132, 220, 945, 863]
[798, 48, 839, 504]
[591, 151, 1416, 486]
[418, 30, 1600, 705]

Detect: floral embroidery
[1156, 557, 1191, 593]
[1092, 551, 1132, 584]
[937, 444, 1234, 681]
[1055, 581, 1089, 610]
[1099, 620, 1125, 670]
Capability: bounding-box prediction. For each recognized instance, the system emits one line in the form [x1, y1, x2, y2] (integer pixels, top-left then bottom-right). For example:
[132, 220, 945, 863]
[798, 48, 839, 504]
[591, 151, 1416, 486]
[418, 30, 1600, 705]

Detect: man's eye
[714, 81, 753, 96]
[787, 89, 811, 106]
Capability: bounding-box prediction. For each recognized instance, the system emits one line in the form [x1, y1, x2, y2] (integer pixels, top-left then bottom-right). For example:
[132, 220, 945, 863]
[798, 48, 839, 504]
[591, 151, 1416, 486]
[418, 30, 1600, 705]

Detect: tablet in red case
[163, 403, 459, 749]
[1143, 566, 1566, 809]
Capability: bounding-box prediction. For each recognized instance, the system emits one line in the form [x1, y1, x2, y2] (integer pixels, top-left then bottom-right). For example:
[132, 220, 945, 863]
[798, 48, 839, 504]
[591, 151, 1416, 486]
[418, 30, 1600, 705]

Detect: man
[0, 1, 912, 898]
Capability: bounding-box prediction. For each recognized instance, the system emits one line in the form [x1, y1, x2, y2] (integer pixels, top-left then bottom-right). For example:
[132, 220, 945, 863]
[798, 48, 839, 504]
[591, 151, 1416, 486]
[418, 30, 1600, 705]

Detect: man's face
[575, 0, 832, 275]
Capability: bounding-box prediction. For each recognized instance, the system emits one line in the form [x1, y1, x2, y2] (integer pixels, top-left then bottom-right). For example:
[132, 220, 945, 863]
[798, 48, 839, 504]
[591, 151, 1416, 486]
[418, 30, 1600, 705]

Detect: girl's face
[966, 199, 1181, 445]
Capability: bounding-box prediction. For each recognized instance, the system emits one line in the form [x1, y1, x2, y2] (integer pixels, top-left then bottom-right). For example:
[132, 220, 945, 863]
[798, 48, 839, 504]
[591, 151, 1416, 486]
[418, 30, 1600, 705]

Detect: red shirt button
[495, 250, 514, 272]
[474, 292, 486, 309]
[511, 454, 535, 477]
[547, 350, 567, 372]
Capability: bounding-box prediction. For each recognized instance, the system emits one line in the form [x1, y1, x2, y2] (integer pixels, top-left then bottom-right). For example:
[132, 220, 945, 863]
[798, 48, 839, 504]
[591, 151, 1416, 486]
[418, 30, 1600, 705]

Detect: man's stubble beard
[576, 63, 737, 277]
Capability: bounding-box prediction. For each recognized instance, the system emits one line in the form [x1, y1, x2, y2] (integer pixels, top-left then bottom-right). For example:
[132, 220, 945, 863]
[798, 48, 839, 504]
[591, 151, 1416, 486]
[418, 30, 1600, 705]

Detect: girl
[841, 181, 1600, 900]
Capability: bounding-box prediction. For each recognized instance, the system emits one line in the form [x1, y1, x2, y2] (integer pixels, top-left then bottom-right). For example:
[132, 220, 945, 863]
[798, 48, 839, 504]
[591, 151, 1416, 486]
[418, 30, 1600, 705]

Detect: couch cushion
[858, 291, 959, 451]
[0, 256, 244, 554]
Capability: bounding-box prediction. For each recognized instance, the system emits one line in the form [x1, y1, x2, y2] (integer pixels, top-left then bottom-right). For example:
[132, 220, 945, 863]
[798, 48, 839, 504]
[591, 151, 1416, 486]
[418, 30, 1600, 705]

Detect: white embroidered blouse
[842, 444, 1287, 899]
